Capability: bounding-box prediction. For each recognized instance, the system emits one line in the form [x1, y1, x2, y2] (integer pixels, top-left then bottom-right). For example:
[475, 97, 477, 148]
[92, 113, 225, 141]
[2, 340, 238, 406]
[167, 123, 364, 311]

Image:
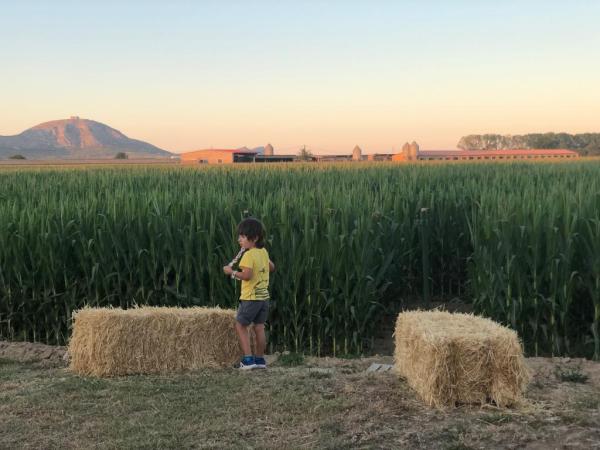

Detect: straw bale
[68, 306, 252, 377]
[394, 310, 530, 408]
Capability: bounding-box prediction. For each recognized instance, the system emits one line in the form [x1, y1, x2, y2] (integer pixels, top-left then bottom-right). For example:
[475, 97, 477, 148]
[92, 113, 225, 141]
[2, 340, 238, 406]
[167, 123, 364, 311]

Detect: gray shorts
[236, 300, 269, 325]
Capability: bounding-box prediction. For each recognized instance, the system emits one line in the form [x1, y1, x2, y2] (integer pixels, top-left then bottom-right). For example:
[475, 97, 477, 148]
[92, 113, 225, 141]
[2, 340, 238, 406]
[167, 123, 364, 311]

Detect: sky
[1, 1, 599, 154]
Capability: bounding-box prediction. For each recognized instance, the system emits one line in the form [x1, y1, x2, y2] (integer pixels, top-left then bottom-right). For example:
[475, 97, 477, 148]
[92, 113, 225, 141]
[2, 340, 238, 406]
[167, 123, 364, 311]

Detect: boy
[223, 217, 275, 369]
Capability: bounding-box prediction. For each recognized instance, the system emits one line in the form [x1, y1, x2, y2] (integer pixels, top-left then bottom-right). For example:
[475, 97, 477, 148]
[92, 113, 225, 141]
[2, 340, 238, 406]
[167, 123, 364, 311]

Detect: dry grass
[1, 353, 599, 449]
[68, 307, 252, 377]
[394, 311, 530, 408]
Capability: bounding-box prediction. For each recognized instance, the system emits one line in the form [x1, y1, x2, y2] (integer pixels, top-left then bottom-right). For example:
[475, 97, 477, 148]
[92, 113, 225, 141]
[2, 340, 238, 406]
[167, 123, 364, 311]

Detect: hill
[0, 117, 172, 159]
[457, 133, 600, 156]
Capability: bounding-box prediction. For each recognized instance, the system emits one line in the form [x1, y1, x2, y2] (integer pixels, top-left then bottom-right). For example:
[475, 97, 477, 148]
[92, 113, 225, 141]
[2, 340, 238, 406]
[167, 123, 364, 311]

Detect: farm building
[180, 149, 257, 164]
[314, 154, 353, 162]
[253, 143, 296, 161]
[255, 154, 296, 163]
[366, 153, 393, 161]
[392, 142, 579, 161]
[314, 153, 393, 162]
[315, 145, 393, 162]
[180, 147, 295, 164]
[180, 143, 578, 164]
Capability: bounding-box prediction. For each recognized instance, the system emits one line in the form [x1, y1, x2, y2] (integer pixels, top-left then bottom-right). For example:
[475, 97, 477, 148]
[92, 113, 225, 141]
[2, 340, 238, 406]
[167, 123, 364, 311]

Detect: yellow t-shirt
[239, 247, 270, 301]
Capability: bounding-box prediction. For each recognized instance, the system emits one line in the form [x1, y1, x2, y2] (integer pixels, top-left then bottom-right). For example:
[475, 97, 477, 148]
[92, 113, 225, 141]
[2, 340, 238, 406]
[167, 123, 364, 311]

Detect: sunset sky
[1, 1, 599, 154]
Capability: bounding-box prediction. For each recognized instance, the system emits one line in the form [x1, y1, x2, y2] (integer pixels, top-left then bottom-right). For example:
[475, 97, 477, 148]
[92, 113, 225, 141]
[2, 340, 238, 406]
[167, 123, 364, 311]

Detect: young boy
[223, 217, 275, 370]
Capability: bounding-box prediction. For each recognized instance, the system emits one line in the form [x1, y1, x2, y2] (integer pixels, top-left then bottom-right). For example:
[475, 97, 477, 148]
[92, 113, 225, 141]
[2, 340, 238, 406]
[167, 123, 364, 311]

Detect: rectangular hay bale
[68, 306, 249, 377]
[394, 311, 530, 408]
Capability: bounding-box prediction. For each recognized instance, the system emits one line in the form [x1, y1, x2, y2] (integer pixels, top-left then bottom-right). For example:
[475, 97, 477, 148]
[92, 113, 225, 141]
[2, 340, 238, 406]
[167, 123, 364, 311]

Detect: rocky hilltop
[0, 117, 172, 159]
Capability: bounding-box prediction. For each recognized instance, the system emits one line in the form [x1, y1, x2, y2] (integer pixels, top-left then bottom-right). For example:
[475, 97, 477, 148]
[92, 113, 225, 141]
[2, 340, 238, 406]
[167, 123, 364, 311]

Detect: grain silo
[402, 142, 411, 160]
[352, 145, 362, 161]
[409, 141, 420, 160]
[264, 143, 274, 156]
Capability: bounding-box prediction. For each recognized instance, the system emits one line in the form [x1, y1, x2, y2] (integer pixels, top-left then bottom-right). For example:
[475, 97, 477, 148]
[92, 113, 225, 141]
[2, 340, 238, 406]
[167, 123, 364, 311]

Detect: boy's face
[238, 234, 257, 249]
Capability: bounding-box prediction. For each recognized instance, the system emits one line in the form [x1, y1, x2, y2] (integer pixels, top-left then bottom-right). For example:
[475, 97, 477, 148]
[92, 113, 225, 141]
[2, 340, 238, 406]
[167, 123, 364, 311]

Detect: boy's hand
[223, 265, 233, 276]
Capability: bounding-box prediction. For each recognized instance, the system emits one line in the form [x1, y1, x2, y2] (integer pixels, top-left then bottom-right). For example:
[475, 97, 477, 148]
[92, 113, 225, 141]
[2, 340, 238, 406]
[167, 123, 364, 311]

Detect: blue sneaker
[237, 355, 256, 370]
[254, 356, 267, 369]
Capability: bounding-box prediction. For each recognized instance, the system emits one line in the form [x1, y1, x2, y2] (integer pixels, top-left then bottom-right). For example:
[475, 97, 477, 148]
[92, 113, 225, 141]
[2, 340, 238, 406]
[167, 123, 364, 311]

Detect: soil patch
[0, 340, 67, 367]
[1, 340, 599, 448]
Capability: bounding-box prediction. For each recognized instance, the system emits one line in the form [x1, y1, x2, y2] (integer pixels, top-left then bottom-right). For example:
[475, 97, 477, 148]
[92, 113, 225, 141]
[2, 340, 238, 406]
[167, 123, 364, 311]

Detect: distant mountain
[0, 117, 172, 159]
[457, 133, 600, 156]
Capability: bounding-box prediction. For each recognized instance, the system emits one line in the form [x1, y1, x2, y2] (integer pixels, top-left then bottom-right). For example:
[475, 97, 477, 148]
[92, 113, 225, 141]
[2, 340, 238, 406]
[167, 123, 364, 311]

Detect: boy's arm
[235, 251, 253, 280]
[235, 266, 253, 281]
[269, 259, 275, 272]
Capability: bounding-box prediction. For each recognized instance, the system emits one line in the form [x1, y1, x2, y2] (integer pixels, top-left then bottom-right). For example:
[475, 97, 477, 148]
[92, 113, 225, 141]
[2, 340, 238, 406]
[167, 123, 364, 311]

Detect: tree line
[457, 133, 600, 156]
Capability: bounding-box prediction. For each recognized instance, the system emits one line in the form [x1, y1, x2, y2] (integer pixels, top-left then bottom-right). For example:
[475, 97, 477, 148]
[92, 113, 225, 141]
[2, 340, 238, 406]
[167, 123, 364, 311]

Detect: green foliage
[9, 154, 26, 160]
[466, 162, 600, 359]
[554, 364, 589, 383]
[0, 162, 599, 358]
[277, 352, 305, 366]
[308, 370, 332, 379]
[114, 152, 128, 159]
[457, 133, 600, 155]
[296, 146, 313, 161]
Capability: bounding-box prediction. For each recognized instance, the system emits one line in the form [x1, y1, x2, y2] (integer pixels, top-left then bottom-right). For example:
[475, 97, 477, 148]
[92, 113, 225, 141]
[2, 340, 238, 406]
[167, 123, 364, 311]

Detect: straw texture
[394, 310, 530, 408]
[68, 306, 250, 377]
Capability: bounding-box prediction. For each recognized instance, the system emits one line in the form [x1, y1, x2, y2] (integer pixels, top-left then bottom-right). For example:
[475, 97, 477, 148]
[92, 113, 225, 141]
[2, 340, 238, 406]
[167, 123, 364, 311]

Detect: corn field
[0, 162, 598, 359]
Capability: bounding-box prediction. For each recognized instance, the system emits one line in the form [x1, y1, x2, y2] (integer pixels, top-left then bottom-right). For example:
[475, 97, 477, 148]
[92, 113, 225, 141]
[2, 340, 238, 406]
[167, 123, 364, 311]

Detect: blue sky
[1, 1, 599, 153]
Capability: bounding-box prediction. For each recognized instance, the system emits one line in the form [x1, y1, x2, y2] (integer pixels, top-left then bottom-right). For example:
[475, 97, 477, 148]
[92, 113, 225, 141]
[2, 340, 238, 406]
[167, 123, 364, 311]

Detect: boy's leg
[253, 301, 269, 369]
[253, 323, 267, 369]
[254, 300, 269, 357]
[235, 302, 257, 369]
[254, 323, 266, 357]
[235, 321, 252, 356]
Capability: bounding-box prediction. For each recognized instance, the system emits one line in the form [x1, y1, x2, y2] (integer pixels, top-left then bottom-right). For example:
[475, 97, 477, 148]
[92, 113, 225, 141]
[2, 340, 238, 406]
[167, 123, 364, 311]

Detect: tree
[457, 132, 600, 155]
[297, 145, 313, 161]
[9, 154, 26, 160]
[114, 152, 128, 159]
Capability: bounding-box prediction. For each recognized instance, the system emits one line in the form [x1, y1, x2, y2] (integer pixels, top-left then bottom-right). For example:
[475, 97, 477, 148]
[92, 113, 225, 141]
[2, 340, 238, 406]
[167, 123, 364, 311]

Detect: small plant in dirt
[277, 352, 304, 367]
[554, 364, 589, 383]
[437, 423, 472, 450]
[479, 412, 513, 425]
[309, 371, 332, 379]
[446, 445, 475, 450]
[575, 395, 600, 410]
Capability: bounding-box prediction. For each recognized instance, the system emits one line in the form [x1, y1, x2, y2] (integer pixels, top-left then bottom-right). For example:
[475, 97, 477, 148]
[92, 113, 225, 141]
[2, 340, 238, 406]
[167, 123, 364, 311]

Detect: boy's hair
[237, 217, 266, 248]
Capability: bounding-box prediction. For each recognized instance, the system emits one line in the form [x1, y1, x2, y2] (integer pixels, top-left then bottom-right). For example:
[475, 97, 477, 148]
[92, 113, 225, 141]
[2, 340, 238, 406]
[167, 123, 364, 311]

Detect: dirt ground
[1, 340, 599, 449]
[0, 340, 68, 367]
